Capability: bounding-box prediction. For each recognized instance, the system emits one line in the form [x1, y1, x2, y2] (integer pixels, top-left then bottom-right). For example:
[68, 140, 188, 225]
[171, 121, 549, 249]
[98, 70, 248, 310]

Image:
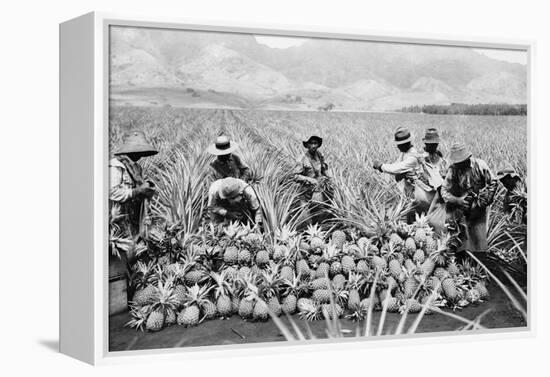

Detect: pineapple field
[109, 106, 527, 350]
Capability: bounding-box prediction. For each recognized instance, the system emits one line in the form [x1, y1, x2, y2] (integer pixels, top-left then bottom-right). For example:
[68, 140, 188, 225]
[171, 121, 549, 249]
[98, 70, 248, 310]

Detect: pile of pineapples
[126, 215, 490, 333]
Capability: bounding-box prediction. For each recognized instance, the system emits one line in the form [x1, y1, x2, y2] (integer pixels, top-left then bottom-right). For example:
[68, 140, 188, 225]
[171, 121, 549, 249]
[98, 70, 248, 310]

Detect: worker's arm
[234, 154, 252, 181]
[380, 155, 417, 175]
[109, 165, 133, 202]
[207, 183, 228, 217]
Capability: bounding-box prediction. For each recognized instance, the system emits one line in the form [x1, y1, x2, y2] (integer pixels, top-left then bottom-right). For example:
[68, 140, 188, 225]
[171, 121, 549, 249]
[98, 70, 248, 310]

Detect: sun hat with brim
[219, 177, 244, 200]
[422, 128, 441, 144]
[207, 135, 238, 156]
[302, 135, 323, 148]
[449, 143, 472, 165]
[496, 164, 520, 180]
[114, 131, 158, 157]
[394, 127, 412, 145]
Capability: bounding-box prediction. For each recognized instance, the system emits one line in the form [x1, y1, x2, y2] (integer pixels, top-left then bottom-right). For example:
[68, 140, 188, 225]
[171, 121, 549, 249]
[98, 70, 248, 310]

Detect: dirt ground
[109, 280, 527, 352]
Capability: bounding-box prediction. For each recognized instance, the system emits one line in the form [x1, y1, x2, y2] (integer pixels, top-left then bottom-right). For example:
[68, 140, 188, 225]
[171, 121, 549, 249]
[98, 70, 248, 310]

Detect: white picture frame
[59, 11, 535, 365]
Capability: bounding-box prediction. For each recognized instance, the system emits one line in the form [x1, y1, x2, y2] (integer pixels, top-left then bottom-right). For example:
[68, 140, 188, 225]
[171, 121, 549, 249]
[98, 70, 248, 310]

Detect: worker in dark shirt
[207, 135, 251, 182]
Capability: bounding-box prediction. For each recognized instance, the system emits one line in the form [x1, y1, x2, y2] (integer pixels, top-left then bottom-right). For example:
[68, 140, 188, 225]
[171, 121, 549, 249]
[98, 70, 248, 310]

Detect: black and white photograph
[107, 25, 528, 352]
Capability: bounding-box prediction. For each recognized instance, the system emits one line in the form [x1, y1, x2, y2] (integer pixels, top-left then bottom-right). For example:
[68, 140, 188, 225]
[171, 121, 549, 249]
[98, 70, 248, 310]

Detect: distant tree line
[399, 103, 527, 116]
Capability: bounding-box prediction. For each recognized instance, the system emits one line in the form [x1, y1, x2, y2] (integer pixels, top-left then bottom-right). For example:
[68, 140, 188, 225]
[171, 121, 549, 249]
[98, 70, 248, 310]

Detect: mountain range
[109, 27, 527, 111]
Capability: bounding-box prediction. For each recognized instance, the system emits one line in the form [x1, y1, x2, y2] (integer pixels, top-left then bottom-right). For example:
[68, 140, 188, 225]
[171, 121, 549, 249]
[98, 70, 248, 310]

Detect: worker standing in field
[207, 135, 251, 182]
[294, 135, 334, 224]
[109, 130, 158, 241]
[373, 127, 432, 222]
[207, 177, 263, 228]
[441, 143, 497, 255]
[421, 128, 448, 233]
[496, 163, 527, 224]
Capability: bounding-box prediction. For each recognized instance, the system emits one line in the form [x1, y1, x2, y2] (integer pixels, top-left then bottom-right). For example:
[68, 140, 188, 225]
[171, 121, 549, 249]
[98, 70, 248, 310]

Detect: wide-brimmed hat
[449, 142, 472, 164]
[218, 177, 243, 200]
[496, 163, 520, 180]
[422, 128, 441, 144]
[207, 136, 238, 156]
[394, 127, 412, 145]
[303, 135, 323, 148]
[114, 131, 158, 157]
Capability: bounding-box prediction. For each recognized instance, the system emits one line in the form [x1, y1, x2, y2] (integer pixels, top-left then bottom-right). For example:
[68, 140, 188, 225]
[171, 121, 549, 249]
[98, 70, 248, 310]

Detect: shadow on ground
[109, 280, 526, 352]
[38, 339, 59, 353]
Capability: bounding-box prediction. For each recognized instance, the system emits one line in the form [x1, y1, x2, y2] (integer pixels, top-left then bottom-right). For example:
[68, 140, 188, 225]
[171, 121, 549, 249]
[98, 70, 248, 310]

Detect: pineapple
[341, 255, 356, 275]
[389, 233, 404, 249]
[296, 259, 311, 278]
[357, 237, 371, 253]
[405, 237, 416, 255]
[356, 260, 369, 274]
[255, 249, 270, 266]
[441, 278, 458, 301]
[329, 260, 342, 276]
[184, 269, 206, 286]
[210, 271, 233, 317]
[404, 259, 416, 273]
[132, 285, 156, 306]
[268, 297, 282, 316]
[223, 246, 239, 264]
[331, 230, 347, 250]
[305, 224, 326, 251]
[164, 308, 177, 326]
[475, 282, 490, 300]
[321, 303, 343, 319]
[250, 265, 262, 276]
[238, 298, 255, 318]
[315, 262, 330, 278]
[238, 266, 251, 279]
[403, 274, 420, 299]
[447, 257, 460, 277]
[414, 228, 427, 246]
[313, 289, 332, 303]
[466, 288, 481, 304]
[216, 295, 233, 317]
[421, 255, 436, 276]
[273, 244, 288, 261]
[434, 267, 451, 281]
[347, 289, 361, 309]
[177, 305, 200, 327]
[332, 274, 346, 290]
[382, 297, 400, 313]
[145, 309, 165, 331]
[238, 248, 252, 265]
[413, 249, 425, 264]
[309, 277, 330, 290]
[425, 237, 437, 254]
[173, 285, 187, 307]
[388, 259, 402, 278]
[280, 265, 294, 281]
[370, 255, 387, 270]
[297, 297, 314, 312]
[282, 295, 297, 314]
[253, 300, 269, 321]
[401, 298, 422, 314]
[201, 300, 217, 319]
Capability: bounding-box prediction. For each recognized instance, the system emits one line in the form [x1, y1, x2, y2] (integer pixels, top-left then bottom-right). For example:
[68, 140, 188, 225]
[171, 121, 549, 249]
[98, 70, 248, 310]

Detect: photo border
[95, 12, 535, 365]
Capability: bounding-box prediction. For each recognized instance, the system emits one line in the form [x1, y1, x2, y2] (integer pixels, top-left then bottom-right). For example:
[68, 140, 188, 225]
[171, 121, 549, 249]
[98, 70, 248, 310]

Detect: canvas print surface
[107, 25, 528, 352]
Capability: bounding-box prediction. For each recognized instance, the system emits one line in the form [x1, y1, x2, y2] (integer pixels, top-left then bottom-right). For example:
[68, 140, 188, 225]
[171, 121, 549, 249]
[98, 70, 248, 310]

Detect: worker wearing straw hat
[496, 163, 526, 223]
[294, 135, 333, 224]
[110, 130, 158, 240]
[207, 177, 263, 227]
[373, 127, 431, 222]
[207, 135, 251, 182]
[441, 142, 497, 254]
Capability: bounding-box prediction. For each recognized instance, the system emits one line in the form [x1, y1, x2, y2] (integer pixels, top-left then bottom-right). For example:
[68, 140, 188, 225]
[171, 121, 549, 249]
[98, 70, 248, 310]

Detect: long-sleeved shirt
[295, 151, 328, 182]
[422, 151, 448, 190]
[207, 178, 262, 224]
[441, 158, 494, 204]
[380, 147, 422, 192]
[210, 154, 251, 181]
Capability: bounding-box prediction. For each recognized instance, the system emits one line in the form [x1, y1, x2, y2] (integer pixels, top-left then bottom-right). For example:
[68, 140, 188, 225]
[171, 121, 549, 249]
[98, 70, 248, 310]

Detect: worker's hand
[455, 196, 470, 209]
[133, 184, 156, 199]
[372, 161, 382, 171]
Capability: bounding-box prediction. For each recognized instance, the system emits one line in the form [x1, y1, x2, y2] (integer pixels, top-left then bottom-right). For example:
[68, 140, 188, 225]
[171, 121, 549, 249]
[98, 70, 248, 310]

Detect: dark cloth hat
[496, 163, 520, 180]
[422, 128, 441, 144]
[114, 131, 158, 157]
[207, 136, 238, 156]
[303, 135, 323, 148]
[394, 127, 412, 145]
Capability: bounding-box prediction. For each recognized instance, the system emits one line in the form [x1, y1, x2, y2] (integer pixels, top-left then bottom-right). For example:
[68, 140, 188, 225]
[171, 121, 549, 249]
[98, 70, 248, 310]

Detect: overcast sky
[254, 35, 527, 65]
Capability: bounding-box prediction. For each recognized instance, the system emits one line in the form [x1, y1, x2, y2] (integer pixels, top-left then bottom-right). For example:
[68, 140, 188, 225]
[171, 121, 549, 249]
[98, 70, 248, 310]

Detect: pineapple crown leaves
[275, 225, 297, 245]
[183, 284, 214, 307]
[346, 272, 366, 291]
[209, 270, 233, 299]
[281, 272, 308, 297]
[305, 223, 326, 241]
[125, 304, 153, 332]
[151, 279, 179, 311]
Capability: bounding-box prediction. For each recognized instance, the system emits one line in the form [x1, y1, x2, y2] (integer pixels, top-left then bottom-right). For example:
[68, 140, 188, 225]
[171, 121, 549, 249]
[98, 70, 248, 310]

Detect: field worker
[110, 131, 158, 240]
[441, 143, 498, 255]
[422, 128, 448, 234]
[207, 135, 251, 182]
[373, 127, 431, 222]
[207, 177, 263, 228]
[294, 135, 333, 223]
[496, 163, 527, 224]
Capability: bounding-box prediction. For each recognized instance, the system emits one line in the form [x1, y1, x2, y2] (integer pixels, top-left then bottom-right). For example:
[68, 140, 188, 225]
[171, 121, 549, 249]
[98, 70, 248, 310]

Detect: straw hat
[218, 177, 244, 200]
[449, 142, 472, 164]
[394, 127, 412, 145]
[422, 128, 441, 144]
[496, 163, 519, 180]
[303, 135, 323, 148]
[207, 136, 238, 156]
[114, 131, 158, 157]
